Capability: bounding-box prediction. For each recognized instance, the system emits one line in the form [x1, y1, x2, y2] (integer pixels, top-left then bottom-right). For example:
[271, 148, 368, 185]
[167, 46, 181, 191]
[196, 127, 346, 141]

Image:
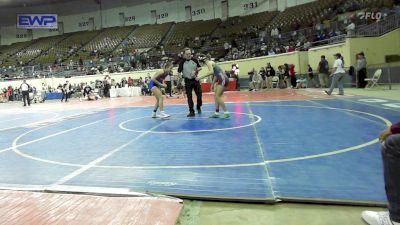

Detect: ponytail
[164, 61, 173, 70]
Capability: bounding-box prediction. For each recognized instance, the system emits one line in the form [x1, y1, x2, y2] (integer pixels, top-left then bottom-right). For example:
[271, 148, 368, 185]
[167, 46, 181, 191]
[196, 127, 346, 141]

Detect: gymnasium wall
[347, 29, 400, 66]
[308, 43, 351, 71]
[199, 51, 309, 77]
[308, 29, 400, 70]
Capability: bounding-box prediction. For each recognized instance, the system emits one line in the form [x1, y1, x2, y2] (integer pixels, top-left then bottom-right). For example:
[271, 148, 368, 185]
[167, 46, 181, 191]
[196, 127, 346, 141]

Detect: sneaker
[324, 90, 331, 95]
[159, 111, 170, 118]
[187, 111, 195, 117]
[209, 114, 220, 119]
[222, 113, 230, 119]
[197, 108, 202, 114]
[151, 112, 157, 118]
[361, 211, 398, 225]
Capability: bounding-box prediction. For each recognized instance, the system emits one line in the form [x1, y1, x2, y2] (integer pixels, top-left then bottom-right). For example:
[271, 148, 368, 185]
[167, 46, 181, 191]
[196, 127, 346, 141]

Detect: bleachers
[0, 41, 34, 67]
[208, 11, 277, 52]
[165, 19, 220, 53]
[79, 26, 134, 59]
[12, 35, 66, 65]
[267, 0, 339, 33]
[120, 23, 171, 50]
[216, 11, 278, 37]
[32, 31, 102, 65]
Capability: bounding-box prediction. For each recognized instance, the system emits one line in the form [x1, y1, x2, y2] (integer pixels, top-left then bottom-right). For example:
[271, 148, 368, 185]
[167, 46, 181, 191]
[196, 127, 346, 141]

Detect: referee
[178, 48, 202, 117]
[20, 79, 31, 107]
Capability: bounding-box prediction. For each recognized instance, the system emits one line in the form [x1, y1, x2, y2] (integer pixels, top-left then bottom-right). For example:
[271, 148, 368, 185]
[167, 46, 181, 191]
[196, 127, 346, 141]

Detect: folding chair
[272, 76, 279, 88]
[365, 69, 382, 89]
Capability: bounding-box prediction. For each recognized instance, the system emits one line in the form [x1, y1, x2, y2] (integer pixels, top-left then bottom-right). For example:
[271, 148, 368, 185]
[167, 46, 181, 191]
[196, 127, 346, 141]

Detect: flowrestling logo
[17, 14, 58, 29]
[358, 11, 386, 22]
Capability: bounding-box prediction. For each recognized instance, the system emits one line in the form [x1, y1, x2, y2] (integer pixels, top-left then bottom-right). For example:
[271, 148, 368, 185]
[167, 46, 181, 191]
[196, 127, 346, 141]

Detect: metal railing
[356, 13, 400, 36]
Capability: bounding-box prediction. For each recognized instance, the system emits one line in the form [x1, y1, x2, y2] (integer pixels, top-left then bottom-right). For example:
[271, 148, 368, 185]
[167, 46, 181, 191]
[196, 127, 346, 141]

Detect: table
[110, 87, 141, 98]
[201, 80, 237, 92]
[46, 92, 63, 100]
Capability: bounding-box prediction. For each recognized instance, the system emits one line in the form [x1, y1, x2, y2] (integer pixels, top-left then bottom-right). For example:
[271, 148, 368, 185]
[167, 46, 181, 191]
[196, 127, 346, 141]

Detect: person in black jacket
[177, 48, 202, 117]
[61, 81, 72, 102]
[266, 63, 275, 89]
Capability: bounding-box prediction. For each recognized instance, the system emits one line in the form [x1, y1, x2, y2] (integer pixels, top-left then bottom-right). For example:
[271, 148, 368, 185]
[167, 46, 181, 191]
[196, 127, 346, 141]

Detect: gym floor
[0, 86, 399, 224]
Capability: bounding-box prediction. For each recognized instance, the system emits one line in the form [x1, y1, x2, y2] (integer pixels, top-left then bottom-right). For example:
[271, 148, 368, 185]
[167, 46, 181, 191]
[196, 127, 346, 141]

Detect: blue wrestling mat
[0, 97, 398, 205]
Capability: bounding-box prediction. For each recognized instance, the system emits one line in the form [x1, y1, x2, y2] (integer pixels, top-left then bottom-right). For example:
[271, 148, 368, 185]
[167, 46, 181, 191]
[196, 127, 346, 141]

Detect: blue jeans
[327, 73, 344, 95]
[382, 134, 400, 222]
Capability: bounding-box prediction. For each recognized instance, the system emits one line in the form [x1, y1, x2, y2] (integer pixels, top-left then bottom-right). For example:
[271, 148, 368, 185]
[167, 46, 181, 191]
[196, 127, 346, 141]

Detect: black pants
[382, 134, 400, 222]
[357, 69, 367, 88]
[62, 91, 69, 102]
[22, 91, 30, 106]
[185, 78, 202, 112]
[104, 84, 111, 98]
[290, 76, 297, 88]
[166, 80, 172, 97]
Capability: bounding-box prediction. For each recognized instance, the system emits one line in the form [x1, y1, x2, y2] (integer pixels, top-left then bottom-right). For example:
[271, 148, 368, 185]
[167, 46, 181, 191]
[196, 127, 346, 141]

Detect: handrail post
[387, 63, 392, 90]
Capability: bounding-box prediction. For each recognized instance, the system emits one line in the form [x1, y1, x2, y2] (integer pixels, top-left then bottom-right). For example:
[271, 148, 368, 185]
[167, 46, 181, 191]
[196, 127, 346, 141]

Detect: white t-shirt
[21, 83, 29, 91]
[333, 59, 345, 74]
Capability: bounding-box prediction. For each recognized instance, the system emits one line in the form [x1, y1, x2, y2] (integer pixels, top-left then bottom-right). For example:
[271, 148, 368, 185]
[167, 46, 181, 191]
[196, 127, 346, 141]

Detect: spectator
[296, 75, 307, 89]
[165, 71, 173, 97]
[7, 86, 13, 101]
[283, 64, 290, 89]
[356, 52, 368, 88]
[362, 122, 400, 225]
[289, 64, 297, 88]
[224, 42, 230, 55]
[346, 20, 356, 36]
[103, 75, 111, 97]
[277, 65, 285, 88]
[266, 63, 275, 89]
[268, 49, 276, 55]
[61, 81, 72, 102]
[249, 68, 261, 91]
[317, 55, 329, 88]
[128, 77, 133, 87]
[307, 64, 317, 88]
[259, 67, 266, 89]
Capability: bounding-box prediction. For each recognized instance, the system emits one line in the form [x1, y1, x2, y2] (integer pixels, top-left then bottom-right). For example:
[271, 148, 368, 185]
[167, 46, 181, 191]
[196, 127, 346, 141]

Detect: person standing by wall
[362, 122, 400, 225]
[289, 64, 297, 88]
[307, 64, 315, 88]
[165, 71, 173, 97]
[325, 53, 345, 96]
[266, 63, 275, 89]
[20, 80, 31, 107]
[259, 67, 266, 89]
[178, 48, 202, 117]
[103, 75, 111, 98]
[61, 81, 72, 102]
[317, 55, 329, 88]
[232, 64, 240, 90]
[356, 52, 368, 88]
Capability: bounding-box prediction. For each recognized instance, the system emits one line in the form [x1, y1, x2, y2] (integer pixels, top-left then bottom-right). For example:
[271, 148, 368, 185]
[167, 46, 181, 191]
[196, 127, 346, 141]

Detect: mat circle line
[11, 105, 392, 168]
[119, 111, 262, 134]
